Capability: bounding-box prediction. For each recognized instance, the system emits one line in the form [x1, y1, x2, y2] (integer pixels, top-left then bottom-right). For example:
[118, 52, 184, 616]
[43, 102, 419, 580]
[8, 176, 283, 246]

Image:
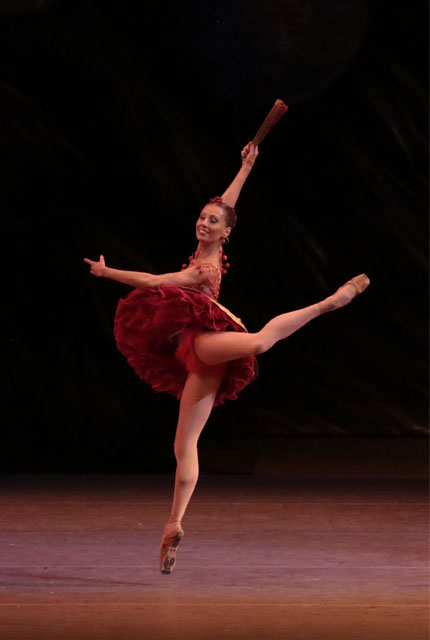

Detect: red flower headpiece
[210, 196, 224, 203]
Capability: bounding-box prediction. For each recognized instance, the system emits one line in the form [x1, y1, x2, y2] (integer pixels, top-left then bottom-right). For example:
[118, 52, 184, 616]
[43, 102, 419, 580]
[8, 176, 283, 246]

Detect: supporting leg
[160, 371, 223, 573]
[168, 372, 223, 524]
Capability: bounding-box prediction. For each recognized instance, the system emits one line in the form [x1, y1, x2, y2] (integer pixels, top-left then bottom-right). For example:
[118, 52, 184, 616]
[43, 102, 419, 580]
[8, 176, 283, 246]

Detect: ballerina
[84, 140, 370, 575]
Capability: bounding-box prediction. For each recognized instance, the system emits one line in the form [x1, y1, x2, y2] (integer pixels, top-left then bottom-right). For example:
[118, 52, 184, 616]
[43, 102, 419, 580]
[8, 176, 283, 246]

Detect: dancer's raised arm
[83, 255, 206, 289]
[220, 142, 259, 208]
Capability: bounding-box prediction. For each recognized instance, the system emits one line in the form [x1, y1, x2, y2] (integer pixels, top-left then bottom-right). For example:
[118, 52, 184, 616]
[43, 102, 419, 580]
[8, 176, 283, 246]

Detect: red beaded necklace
[181, 246, 230, 274]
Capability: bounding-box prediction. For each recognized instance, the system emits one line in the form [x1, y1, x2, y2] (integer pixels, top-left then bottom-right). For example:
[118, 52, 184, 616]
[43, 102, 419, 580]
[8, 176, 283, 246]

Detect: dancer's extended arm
[220, 142, 259, 208]
[83, 255, 206, 289]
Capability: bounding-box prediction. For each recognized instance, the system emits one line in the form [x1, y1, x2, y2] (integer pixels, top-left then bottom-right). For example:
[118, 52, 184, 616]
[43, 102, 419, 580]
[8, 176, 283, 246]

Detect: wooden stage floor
[0, 473, 428, 640]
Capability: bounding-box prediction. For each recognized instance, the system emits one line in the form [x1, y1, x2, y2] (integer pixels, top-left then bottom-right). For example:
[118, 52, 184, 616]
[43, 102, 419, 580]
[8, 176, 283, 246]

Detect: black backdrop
[1, 0, 428, 472]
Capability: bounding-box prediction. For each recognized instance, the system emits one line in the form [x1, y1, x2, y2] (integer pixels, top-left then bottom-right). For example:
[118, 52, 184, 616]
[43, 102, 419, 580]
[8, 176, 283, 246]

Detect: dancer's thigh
[174, 372, 223, 456]
[194, 330, 261, 366]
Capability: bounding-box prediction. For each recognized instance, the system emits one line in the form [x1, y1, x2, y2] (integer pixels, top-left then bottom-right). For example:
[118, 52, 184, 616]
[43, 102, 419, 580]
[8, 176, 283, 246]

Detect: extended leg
[194, 302, 320, 365]
[194, 274, 370, 366]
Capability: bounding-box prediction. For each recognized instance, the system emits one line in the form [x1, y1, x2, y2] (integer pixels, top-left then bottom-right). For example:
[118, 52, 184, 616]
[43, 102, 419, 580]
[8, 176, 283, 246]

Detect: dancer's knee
[173, 438, 197, 463]
[173, 449, 199, 486]
[251, 331, 272, 355]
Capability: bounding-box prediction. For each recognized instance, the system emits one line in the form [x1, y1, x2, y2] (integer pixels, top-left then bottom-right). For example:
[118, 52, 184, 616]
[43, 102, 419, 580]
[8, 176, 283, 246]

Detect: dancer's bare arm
[83, 255, 207, 289]
[220, 142, 259, 208]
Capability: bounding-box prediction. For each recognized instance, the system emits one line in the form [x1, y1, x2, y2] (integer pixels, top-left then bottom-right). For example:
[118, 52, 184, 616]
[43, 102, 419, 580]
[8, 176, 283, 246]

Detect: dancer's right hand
[83, 255, 106, 277]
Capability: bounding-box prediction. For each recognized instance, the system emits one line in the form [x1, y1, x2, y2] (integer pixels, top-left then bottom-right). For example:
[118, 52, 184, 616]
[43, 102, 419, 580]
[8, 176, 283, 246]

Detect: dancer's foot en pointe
[159, 521, 184, 574]
[317, 274, 370, 315]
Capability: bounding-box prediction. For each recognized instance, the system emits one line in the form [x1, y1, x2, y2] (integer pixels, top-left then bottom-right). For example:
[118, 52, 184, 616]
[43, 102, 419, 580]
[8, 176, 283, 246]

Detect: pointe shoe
[159, 522, 184, 574]
[318, 274, 370, 314]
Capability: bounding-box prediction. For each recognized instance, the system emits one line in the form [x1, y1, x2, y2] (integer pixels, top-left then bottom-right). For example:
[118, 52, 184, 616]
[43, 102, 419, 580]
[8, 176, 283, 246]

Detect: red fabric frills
[113, 284, 257, 406]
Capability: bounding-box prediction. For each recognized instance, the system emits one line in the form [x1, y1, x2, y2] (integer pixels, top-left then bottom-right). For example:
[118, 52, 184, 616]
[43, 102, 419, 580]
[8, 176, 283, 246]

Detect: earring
[224, 236, 230, 244]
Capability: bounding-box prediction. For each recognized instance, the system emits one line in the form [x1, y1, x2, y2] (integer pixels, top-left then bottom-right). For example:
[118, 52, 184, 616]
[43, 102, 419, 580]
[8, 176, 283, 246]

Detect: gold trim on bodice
[178, 286, 247, 331]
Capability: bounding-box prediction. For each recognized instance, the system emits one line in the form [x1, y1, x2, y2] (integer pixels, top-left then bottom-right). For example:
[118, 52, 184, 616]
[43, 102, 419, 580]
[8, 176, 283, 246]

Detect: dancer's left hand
[241, 142, 259, 168]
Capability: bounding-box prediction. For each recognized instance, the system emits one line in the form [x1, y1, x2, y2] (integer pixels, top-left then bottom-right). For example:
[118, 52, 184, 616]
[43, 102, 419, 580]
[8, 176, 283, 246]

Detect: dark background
[0, 0, 428, 472]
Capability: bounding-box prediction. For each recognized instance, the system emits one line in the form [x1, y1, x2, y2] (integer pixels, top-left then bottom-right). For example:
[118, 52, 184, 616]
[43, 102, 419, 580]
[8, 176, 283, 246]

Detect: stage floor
[0, 474, 428, 640]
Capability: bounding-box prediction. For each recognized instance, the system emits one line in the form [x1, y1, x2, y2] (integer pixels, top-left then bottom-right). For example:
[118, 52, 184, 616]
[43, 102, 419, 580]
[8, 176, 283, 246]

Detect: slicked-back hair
[207, 201, 237, 230]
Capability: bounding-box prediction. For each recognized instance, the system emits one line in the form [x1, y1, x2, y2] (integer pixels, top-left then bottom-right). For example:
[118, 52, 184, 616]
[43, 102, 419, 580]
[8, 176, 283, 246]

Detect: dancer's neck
[195, 242, 222, 262]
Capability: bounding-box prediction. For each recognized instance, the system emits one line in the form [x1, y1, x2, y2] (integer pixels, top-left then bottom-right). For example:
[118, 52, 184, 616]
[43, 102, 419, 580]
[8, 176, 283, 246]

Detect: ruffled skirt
[113, 285, 257, 406]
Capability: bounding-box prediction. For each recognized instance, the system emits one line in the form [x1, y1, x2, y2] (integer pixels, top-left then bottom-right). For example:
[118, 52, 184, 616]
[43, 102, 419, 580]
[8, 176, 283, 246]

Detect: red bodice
[186, 261, 222, 300]
[181, 247, 229, 300]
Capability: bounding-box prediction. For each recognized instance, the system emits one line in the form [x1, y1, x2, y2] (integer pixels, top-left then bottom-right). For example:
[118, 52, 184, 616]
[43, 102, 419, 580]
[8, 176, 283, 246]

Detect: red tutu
[113, 284, 257, 406]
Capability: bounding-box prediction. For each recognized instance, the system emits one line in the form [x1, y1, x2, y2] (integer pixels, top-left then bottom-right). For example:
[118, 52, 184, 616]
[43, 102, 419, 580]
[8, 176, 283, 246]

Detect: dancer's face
[196, 204, 230, 244]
